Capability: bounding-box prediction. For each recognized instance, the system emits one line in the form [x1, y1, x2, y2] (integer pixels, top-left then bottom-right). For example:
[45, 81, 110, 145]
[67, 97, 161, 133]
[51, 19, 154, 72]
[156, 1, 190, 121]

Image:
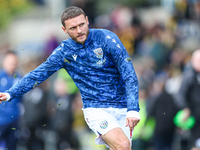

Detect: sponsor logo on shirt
[96, 58, 106, 66]
[100, 120, 108, 129]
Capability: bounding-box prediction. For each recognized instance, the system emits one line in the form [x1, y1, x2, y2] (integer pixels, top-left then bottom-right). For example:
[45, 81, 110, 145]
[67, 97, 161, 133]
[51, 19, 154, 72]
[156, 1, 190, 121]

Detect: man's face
[3, 54, 18, 75]
[62, 14, 89, 44]
[192, 50, 200, 72]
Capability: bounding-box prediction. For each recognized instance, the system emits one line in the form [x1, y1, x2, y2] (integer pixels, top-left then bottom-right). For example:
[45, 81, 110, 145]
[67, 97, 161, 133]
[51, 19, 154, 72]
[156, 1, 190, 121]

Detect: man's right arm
[0, 46, 65, 102]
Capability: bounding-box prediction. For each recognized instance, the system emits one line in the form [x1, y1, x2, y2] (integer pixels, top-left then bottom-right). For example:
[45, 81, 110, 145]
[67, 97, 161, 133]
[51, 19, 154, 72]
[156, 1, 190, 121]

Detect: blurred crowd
[1, 0, 200, 150]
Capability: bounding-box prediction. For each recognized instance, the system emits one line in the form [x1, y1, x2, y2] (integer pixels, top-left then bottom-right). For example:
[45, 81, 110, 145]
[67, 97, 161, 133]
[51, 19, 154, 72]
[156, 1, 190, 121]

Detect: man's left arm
[106, 32, 140, 129]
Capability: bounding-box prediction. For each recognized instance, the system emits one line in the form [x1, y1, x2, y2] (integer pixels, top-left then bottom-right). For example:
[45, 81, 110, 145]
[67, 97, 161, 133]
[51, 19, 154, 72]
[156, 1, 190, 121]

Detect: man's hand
[125, 117, 140, 131]
[0, 93, 8, 104]
[182, 108, 191, 122]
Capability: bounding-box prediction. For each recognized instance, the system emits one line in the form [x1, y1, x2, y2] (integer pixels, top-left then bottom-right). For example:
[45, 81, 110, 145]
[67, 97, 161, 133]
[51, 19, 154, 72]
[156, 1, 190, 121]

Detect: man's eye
[80, 23, 84, 26]
[70, 27, 75, 30]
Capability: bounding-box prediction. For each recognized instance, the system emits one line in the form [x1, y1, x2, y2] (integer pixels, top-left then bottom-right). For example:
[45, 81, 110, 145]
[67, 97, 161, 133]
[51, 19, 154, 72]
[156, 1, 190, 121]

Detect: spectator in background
[19, 57, 49, 150]
[175, 49, 200, 149]
[44, 35, 60, 60]
[147, 72, 179, 150]
[47, 78, 80, 150]
[194, 1, 200, 20]
[0, 51, 23, 150]
[57, 69, 79, 96]
[132, 88, 155, 150]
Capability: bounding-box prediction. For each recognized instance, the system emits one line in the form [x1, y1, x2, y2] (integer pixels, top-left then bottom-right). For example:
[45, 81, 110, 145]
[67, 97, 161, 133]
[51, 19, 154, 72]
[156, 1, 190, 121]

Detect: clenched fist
[0, 93, 8, 104]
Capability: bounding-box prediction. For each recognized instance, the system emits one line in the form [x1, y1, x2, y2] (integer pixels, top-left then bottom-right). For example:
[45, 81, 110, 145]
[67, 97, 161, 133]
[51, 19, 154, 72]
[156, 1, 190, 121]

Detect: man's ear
[86, 16, 89, 26]
[62, 26, 68, 34]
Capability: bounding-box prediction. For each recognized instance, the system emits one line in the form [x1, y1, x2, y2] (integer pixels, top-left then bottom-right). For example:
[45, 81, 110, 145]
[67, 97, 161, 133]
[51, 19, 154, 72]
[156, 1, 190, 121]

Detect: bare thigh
[101, 127, 131, 150]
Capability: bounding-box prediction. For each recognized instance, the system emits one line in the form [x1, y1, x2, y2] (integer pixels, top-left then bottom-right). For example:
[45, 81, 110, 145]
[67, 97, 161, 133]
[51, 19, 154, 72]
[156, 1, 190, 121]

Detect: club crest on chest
[93, 48, 103, 59]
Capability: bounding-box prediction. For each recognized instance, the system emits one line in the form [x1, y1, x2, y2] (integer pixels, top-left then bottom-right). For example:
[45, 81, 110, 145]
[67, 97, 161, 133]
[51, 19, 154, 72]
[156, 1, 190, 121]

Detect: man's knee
[115, 139, 131, 150]
[101, 127, 131, 150]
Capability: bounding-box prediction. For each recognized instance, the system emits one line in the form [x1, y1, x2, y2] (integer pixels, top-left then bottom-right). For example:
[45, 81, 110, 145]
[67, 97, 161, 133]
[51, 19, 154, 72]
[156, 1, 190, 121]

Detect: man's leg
[101, 127, 131, 150]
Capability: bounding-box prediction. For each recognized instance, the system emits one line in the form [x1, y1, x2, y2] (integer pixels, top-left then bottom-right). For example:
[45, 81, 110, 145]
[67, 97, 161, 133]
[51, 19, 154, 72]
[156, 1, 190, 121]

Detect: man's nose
[77, 27, 82, 33]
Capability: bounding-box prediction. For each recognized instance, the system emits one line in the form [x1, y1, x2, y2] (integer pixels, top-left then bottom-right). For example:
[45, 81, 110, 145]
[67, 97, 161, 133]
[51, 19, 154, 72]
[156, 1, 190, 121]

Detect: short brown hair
[61, 6, 86, 27]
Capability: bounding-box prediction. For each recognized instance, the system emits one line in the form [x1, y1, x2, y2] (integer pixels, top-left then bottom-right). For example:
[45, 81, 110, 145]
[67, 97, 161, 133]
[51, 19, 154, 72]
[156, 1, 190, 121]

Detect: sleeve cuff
[126, 111, 140, 120]
[5, 93, 11, 101]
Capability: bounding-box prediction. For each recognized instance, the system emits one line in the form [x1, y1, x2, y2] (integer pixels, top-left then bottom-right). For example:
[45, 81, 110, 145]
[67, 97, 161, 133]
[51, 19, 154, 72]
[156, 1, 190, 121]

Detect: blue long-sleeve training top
[5, 29, 140, 112]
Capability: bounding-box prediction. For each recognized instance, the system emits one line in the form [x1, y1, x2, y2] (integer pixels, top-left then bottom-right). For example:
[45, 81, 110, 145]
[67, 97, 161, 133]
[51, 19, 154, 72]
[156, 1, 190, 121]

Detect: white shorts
[82, 108, 133, 148]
